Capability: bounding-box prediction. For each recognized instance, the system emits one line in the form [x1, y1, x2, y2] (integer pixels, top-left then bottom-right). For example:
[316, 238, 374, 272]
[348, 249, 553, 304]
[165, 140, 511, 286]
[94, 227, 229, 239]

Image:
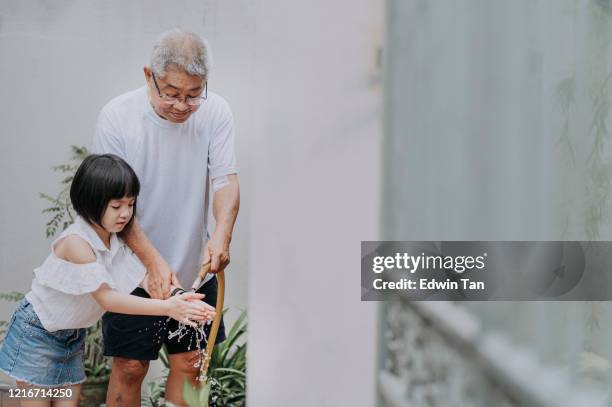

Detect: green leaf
[226, 311, 247, 341]
[213, 368, 246, 377]
[159, 345, 169, 368]
[0, 292, 24, 302]
[182, 380, 206, 407]
[219, 327, 246, 366]
[199, 383, 211, 406]
[226, 345, 247, 369]
[51, 164, 73, 172]
[40, 145, 87, 238]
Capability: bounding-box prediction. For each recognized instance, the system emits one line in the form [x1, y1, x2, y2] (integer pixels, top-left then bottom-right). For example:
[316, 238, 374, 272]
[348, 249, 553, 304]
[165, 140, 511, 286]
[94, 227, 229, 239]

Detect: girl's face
[101, 196, 135, 233]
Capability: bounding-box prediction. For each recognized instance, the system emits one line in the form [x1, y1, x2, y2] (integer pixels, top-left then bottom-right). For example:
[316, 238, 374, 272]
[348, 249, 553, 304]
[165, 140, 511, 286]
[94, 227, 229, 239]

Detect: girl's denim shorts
[0, 298, 87, 387]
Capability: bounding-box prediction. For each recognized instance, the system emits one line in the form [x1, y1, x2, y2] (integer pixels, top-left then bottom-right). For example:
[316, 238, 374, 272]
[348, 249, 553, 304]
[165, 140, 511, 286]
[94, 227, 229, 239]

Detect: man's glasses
[151, 72, 207, 106]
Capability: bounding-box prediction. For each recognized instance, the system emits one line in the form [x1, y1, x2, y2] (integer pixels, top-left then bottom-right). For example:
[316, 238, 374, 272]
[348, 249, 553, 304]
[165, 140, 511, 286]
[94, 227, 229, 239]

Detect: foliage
[39, 145, 88, 238]
[0, 292, 25, 302]
[83, 320, 111, 380]
[142, 309, 247, 407]
[142, 348, 170, 407]
[206, 310, 247, 406]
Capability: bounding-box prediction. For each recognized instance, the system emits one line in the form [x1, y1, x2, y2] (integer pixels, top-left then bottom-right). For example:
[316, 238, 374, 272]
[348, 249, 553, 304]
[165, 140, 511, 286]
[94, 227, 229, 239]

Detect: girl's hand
[164, 292, 216, 328]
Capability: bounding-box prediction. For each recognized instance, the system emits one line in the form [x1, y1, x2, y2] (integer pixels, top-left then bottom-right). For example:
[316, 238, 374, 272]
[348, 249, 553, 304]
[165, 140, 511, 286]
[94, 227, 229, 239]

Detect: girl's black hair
[70, 154, 140, 229]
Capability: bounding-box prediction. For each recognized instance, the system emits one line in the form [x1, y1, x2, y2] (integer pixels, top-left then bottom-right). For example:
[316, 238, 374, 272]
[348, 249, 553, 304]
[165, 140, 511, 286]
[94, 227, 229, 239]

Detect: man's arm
[204, 174, 240, 273]
[93, 103, 174, 298]
[121, 217, 174, 299]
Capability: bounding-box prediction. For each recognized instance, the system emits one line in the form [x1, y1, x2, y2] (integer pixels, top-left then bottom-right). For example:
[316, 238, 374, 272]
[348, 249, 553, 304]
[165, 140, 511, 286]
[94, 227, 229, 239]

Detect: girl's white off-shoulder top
[25, 216, 146, 332]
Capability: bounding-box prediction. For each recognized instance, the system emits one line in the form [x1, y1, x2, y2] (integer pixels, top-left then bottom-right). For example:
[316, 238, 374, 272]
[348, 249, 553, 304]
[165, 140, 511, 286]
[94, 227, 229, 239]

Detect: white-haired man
[93, 29, 240, 406]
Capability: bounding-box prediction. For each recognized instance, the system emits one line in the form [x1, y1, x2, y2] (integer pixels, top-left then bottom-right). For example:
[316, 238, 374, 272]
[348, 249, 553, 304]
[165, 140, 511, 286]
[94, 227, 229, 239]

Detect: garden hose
[191, 261, 225, 382]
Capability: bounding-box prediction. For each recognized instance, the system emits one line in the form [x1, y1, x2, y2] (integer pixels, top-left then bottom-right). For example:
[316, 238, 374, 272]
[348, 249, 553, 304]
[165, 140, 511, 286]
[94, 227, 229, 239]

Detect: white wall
[0, 1, 382, 405]
[245, 1, 382, 405]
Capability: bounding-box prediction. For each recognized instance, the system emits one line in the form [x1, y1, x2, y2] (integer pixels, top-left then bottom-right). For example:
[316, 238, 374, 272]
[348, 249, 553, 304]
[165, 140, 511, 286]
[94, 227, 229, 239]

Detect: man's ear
[143, 66, 152, 82]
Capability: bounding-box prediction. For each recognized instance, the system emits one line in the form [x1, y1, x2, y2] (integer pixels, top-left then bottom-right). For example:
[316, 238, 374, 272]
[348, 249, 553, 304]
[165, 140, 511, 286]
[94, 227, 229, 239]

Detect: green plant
[83, 320, 111, 380]
[39, 145, 88, 238]
[143, 347, 170, 407]
[142, 310, 247, 407]
[206, 310, 247, 406]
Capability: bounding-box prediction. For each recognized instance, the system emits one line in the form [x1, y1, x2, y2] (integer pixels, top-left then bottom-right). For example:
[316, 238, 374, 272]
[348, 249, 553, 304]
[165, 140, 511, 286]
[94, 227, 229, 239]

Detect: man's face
[144, 65, 205, 123]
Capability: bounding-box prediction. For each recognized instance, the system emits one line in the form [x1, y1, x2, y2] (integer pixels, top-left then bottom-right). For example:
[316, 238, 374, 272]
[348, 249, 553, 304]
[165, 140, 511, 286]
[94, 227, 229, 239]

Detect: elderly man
[93, 29, 240, 406]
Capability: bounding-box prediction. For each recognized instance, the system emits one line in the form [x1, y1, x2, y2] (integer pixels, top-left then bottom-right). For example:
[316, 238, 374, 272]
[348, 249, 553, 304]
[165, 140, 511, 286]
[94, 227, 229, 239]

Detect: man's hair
[70, 154, 140, 228]
[150, 28, 211, 79]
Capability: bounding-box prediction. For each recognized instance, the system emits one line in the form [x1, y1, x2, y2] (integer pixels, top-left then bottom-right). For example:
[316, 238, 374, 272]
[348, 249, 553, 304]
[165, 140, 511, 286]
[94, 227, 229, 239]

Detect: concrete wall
[0, 1, 382, 405]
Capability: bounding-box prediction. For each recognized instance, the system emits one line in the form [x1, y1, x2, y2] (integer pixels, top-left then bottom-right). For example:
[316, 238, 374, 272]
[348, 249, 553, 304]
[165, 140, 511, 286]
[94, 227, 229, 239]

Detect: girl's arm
[54, 234, 214, 326]
[91, 284, 214, 326]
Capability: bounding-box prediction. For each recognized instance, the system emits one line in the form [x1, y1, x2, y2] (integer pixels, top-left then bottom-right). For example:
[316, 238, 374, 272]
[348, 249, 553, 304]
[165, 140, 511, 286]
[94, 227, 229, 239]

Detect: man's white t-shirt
[93, 86, 237, 287]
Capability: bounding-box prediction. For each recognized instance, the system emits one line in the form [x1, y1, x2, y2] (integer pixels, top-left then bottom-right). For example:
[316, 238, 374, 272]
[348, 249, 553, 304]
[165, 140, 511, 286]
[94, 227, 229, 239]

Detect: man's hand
[203, 234, 230, 273]
[146, 258, 173, 299]
[121, 217, 175, 299]
[171, 272, 183, 289]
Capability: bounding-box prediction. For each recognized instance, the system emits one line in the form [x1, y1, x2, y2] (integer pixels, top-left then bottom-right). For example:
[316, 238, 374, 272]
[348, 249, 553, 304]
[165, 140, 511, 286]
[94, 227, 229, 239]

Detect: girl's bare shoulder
[54, 234, 96, 264]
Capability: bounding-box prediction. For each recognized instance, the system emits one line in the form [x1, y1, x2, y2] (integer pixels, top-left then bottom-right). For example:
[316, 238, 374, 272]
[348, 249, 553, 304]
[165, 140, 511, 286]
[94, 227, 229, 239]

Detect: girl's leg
[15, 381, 51, 407]
[52, 384, 81, 407]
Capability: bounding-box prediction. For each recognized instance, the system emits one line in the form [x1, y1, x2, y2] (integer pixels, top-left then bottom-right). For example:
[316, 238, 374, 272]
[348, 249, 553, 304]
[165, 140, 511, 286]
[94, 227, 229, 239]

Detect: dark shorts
[102, 276, 226, 361]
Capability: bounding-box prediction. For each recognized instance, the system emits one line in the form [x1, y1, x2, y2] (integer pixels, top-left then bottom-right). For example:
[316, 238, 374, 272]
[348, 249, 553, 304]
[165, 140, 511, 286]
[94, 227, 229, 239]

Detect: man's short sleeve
[208, 100, 238, 179]
[92, 106, 126, 159]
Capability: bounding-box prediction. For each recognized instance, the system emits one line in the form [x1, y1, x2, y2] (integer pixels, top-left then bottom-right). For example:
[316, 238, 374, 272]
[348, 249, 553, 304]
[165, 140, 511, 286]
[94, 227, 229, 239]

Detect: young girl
[0, 154, 215, 406]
